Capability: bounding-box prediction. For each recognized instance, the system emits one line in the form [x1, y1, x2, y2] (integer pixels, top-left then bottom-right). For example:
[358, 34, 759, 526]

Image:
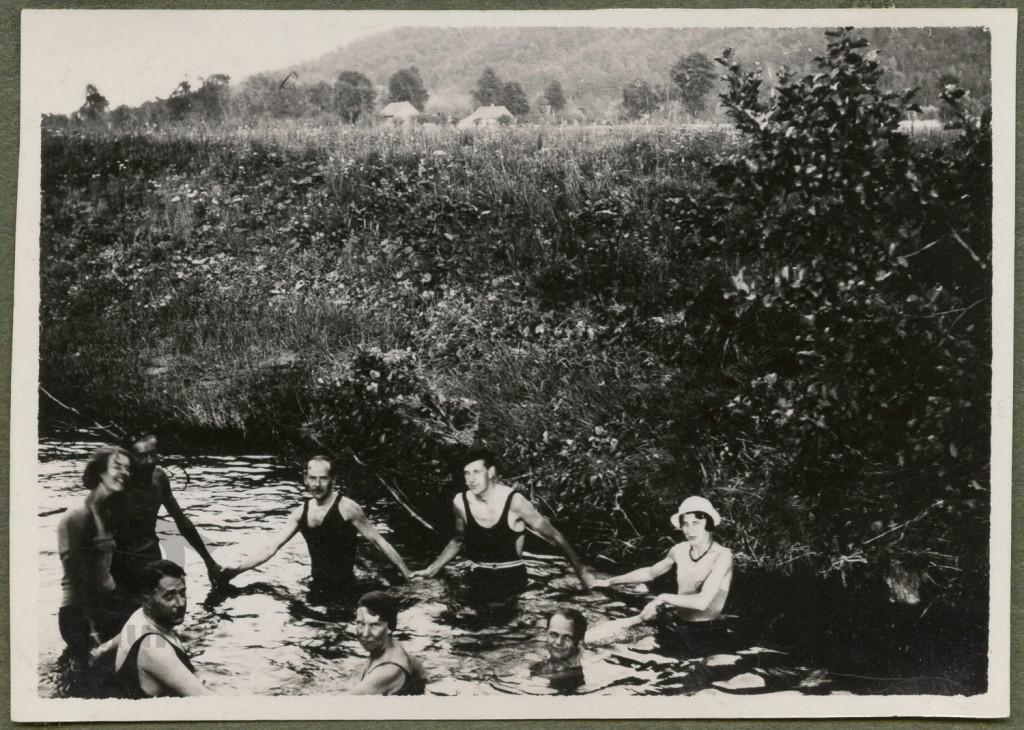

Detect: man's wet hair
[458, 446, 496, 471]
[550, 607, 588, 644]
[358, 591, 398, 631]
[687, 510, 717, 533]
[306, 455, 335, 479]
[137, 559, 186, 595]
[131, 433, 158, 449]
[82, 444, 131, 491]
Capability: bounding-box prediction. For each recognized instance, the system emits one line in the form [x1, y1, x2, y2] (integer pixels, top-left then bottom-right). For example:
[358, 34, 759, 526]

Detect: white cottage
[456, 105, 515, 129]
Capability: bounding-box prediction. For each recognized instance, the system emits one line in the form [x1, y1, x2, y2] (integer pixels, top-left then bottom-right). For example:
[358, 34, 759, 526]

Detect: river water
[36, 438, 830, 698]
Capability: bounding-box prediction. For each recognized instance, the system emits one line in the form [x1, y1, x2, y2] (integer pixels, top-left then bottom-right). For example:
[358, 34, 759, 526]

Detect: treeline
[284, 25, 992, 120]
[48, 26, 990, 130]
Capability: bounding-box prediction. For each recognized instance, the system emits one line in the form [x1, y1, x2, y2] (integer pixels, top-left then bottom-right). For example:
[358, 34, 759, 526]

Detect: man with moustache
[109, 434, 224, 593]
[530, 607, 588, 691]
[111, 559, 211, 697]
[221, 456, 413, 601]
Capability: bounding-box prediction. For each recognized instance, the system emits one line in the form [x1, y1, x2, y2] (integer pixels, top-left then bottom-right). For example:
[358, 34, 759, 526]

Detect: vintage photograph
[11, 7, 1014, 721]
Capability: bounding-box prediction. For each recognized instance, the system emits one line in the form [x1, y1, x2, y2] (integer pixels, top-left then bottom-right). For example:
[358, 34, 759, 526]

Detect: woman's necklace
[689, 540, 714, 562]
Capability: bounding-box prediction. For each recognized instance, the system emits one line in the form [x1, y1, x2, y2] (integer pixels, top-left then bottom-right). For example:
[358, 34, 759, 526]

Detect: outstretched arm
[590, 554, 675, 589]
[341, 499, 412, 580]
[413, 498, 466, 578]
[513, 494, 594, 590]
[220, 509, 301, 578]
[648, 550, 733, 612]
[159, 471, 223, 582]
[138, 637, 212, 696]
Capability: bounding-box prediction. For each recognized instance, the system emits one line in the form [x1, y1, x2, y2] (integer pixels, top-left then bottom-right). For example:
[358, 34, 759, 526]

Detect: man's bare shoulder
[336, 495, 364, 520]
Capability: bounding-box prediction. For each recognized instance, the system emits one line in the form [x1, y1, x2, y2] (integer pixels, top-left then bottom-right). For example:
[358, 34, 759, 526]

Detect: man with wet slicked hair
[414, 447, 594, 602]
[111, 559, 211, 697]
[530, 607, 588, 691]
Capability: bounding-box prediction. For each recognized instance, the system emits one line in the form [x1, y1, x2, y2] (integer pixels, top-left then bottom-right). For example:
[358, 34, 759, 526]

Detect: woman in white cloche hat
[588, 496, 733, 643]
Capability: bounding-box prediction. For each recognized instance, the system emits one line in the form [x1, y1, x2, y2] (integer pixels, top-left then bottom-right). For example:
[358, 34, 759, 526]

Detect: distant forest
[278, 26, 991, 116]
[54, 26, 991, 127]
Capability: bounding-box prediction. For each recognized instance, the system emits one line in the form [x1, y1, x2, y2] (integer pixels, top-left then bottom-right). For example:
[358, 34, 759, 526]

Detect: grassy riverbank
[41, 114, 990, 593]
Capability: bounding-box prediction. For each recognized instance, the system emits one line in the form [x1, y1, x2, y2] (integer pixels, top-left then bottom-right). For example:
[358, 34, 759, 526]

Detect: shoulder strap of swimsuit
[120, 632, 194, 674]
[366, 661, 412, 682]
[498, 489, 517, 525]
[461, 491, 475, 528]
[300, 499, 310, 528]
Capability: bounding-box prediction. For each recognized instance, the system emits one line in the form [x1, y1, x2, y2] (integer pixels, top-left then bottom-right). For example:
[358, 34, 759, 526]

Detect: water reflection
[36, 439, 826, 698]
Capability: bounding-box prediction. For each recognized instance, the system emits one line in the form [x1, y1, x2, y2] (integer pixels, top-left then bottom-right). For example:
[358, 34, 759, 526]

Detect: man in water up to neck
[589, 496, 733, 644]
[413, 447, 594, 603]
[111, 559, 211, 697]
[530, 607, 588, 691]
[221, 456, 412, 602]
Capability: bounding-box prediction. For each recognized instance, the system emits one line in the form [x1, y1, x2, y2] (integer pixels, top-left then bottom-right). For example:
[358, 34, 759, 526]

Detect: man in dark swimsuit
[221, 456, 412, 601]
[111, 559, 211, 697]
[414, 448, 594, 601]
[108, 434, 224, 593]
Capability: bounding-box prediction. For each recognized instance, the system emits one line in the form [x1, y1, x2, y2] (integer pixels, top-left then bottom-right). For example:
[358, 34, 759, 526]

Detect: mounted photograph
[10, 7, 1014, 721]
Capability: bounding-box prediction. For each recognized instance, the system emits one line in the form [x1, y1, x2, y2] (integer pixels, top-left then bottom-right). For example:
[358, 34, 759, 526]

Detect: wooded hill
[268, 26, 991, 118]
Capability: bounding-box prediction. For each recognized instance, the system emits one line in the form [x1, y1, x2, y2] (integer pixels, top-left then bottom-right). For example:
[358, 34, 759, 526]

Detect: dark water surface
[37, 439, 832, 698]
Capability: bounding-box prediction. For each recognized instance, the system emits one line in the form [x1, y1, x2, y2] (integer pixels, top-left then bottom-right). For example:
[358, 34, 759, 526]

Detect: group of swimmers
[56, 438, 733, 697]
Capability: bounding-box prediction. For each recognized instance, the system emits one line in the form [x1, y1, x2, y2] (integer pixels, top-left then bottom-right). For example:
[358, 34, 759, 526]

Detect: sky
[23, 11, 396, 114]
[22, 8, 997, 116]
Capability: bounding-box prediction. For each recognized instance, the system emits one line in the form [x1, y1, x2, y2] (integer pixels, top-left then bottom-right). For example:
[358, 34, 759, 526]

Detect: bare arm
[513, 494, 593, 590]
[413, 497, 466, 578]
[221, 508, 301, 577]
[58, 508, 105, 641]
[137, 637, 212, 696]
[340, 499, 411, 580]
[347, 663, 405, 695]
[159, 471, 222, 579]
[591, 554, 676, 588]
[652, 550, 734, 612]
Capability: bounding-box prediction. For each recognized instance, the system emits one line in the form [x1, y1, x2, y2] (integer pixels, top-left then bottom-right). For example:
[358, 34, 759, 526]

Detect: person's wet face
[354, 606, 390, 656]
[143, 575, 187, 628]
[680, 513, 710, 543]
[545, 614, 580, 662]
[304, 459, 334, 501]
[463, 459, 493, 496]
[100, 452, 131, 493]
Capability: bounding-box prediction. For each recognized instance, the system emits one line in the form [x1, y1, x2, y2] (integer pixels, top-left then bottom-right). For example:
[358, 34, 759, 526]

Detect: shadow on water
[36, 439, 980, 698]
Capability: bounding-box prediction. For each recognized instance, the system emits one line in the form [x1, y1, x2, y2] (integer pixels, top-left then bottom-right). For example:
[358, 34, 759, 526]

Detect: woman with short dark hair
[349, 591, 427, 695]
[56, 445, 132, 659]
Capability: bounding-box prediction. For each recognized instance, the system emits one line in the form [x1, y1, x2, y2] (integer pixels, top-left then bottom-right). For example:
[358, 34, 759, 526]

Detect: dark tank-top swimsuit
[111, 633, 196, 699]
[461, 490, 527, 598]
[298, 495, 358, 596]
